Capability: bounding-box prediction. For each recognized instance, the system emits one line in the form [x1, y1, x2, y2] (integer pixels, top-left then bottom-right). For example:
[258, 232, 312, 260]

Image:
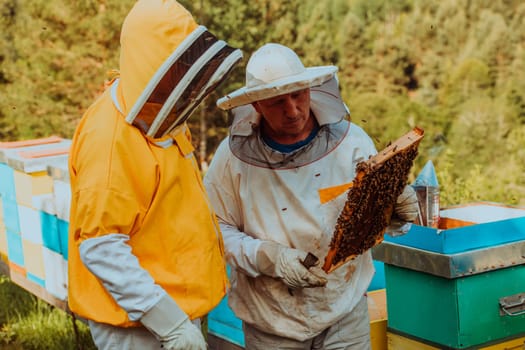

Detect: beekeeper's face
[253, 88, 314, 144]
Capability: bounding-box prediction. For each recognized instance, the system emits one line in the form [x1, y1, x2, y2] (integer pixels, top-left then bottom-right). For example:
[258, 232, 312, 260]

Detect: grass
[0, 276, 96, 350]
[0, 275, 211, 349]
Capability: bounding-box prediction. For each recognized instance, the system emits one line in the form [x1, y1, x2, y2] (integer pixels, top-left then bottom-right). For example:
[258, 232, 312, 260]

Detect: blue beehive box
[2, 197, 20, 234]
[1, 137, 70, 212]
[0, 163, 16, 202]
[374, 202, 525, 349]
[6, 229, 24, 268]
[0, 137, 69, 202]
[208, 265, 245, 347]
[383, 202, 525, 253]
[41, 211, 60, 254]
[57, 219, 69, 260]
[47, 162, 71, 222]
[370, 260, 385, 291]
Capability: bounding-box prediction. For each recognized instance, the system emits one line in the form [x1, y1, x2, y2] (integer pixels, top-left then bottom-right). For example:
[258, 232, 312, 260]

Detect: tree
[0, 0, 523, 205]
[0, 0, 133, 140]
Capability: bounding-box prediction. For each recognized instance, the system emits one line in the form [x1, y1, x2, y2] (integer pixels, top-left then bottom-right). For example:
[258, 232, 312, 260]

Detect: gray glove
[386, 219, 413, 237]
[394, 185, 419, 222]
[141, 294, 206, 350]
[386, 185, 419, 237]
[256, 241, 327, 289]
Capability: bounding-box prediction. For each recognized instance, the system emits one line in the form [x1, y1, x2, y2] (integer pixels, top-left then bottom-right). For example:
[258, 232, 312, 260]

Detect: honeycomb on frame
[322, 127, 424, 273]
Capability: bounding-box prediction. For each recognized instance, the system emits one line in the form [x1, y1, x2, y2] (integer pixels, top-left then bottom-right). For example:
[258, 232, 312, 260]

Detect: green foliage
[0, 0, 524, 205]
[437, 148, 522, 207]
[0, 277, 96, 349]
[440, 58, 491, 110]
[438, 149, 484, 206]
[0, 276, 36, 325]
[348, 93, 409, 147]
[0, 1, 524, 346]
[0, 0, 134, 140]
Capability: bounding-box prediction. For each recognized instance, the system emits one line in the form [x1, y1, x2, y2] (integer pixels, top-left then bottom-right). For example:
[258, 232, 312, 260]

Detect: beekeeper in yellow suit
[67, 1, 242, 349]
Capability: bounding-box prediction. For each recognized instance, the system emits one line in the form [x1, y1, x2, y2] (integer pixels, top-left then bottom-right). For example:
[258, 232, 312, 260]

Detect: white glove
[386, 219, 413, 237]
[256, 241, 327, 289]
[141, 294, 206, 350]
[394, 185, 419, 222]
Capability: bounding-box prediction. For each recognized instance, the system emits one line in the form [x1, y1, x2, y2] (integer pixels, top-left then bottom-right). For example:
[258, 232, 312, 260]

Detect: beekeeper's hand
[256, 241, 327, 289]
[394, 185, 419, 222]
[141, 294, 206, 350]
[386, 219, 413, 237]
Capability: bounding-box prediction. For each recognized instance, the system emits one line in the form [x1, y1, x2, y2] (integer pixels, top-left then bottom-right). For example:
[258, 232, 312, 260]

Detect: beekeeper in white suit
[204, 43, 418, 349]
[67, 1, 242, 349]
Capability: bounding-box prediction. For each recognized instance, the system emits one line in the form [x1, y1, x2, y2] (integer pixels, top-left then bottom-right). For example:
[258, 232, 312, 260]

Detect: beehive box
[374, 202, 525, 349]
[0, 137, 71, 234]
[39, 186, 69, 300]
[57, 218, 69, 260]
[47, 162, 71, 222]
[1, 197, 20, 235]
[382, 202, 525, 253]
[368, 289, 388, 350]
[4, 140, 70, 208]
[0, 199, 5, 258]
[47, 160, 71, 263]
[208, 266, 245, 348]
[0, 137, 71, 302]
[6, 229, 24, 273]
[387, 330, 525, 350]
[22, 238, 46, 287]
[0, 163, 16, 202]
[0, 222, 8, 264]
[42, 246, 68, 300]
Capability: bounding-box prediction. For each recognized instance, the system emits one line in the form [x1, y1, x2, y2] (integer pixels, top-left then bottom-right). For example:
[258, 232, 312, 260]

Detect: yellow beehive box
[13, 170, 54, 208]
[0, 223, 8, 261]
[481, 336, 525, 349]
[21, 238, 45, 287]
[387, 331, 525, 350]
[2, 138, 71, 208]
[369, 289, 388, 350]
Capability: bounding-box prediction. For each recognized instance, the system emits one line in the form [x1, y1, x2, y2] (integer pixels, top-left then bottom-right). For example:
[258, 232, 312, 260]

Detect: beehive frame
[322, 127, 424, 273]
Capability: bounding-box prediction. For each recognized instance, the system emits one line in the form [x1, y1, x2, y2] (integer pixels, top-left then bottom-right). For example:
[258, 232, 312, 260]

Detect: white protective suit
[204, 80, 377, 341]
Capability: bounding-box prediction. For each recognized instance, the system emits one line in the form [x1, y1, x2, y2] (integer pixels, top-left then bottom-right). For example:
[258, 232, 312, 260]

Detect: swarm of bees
[322, 127, 424, 273]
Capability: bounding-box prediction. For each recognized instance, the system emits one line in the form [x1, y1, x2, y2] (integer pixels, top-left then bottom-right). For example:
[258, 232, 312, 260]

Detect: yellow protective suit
[67, 0, 228, 327]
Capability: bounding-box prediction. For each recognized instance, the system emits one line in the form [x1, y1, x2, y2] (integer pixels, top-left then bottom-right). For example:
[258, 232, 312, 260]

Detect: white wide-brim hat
[217, 43, 337, 110]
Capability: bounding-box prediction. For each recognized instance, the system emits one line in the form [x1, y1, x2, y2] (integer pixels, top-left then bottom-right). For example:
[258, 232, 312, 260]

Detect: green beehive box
[383, 262, 525, 348]
[375, 202, 525, 348]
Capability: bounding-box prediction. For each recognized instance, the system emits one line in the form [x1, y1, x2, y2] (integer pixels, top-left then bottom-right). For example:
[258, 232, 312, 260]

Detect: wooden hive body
[322, 127, 424, 273]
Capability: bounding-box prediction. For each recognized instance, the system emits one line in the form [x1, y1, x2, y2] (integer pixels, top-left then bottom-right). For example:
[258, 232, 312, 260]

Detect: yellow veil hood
[112, 0, 242, 139]
[117, 0, 198, 116]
